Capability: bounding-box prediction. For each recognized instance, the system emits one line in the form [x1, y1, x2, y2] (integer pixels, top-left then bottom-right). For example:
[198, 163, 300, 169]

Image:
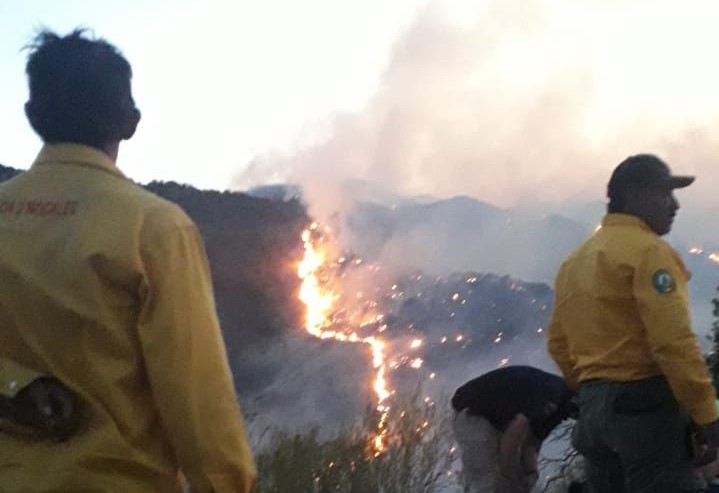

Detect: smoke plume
[237, 0, 719, 231]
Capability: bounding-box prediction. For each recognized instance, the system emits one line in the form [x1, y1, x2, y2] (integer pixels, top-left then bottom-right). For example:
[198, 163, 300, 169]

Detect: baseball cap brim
[666, 175, 695, 189]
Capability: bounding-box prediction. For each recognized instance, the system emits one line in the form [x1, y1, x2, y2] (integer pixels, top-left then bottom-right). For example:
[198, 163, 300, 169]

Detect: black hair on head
[24, 28, 134, 146]
[607, 197, 624, 213]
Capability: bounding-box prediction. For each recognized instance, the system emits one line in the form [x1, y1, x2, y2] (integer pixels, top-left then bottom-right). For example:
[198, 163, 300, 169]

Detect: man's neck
[98, 142, 120, 163]
[50, 141, 120, 163]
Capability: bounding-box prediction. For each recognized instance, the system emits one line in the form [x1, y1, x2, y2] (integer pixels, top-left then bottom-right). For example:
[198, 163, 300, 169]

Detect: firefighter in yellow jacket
[548, 154, 719, 493]
[0, 29, 256, 492]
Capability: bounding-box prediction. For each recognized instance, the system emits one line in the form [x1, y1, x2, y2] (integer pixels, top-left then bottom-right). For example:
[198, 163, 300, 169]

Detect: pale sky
[0, 0, 423, 188]
[2, 1, 719, 213]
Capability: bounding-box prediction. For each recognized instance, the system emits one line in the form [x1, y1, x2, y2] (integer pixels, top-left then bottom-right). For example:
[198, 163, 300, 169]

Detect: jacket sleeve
[0, 358, 44, 398]
[635, 243, 718, 425]
[137, 221, 256, 493]
[547, 268, 579, 389]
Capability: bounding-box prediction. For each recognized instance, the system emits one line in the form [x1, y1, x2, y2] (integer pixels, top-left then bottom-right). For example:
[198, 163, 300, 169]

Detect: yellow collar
[32, 143, 126, 179]
[601, 213, 654, 233]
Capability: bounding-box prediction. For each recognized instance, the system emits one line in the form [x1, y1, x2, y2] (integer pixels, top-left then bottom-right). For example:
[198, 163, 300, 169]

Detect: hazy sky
[237, 0, 719, 217]
[3, 1, 719, 213]
[0, 0, 421, 186]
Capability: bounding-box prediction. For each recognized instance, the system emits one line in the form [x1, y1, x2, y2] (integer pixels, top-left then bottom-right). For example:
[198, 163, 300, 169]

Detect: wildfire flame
[688, 246, 719, 265]
[297, 223, 391, 455]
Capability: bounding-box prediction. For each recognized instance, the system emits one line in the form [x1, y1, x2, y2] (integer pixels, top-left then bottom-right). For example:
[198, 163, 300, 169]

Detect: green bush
[253, 392, 459, 493]
[706, 287, 719, 392]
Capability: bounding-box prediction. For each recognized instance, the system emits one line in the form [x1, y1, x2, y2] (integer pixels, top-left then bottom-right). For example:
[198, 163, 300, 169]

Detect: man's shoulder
[125, 182, 184, 212]
[607, 227, 680, 267]
[567, 225, 663, 264]
[560, 231, 604, 265]
[107, 180, 195, 234]
[100, 174, 171, 208]
[134, 187, 193, 228]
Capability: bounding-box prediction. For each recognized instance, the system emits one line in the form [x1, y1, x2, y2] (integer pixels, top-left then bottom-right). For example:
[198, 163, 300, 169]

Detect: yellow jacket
[548, 213, 718, 425]
[0, 144, 256, 492]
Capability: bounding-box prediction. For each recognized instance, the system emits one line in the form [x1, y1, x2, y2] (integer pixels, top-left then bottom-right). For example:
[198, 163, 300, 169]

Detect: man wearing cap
[548, 154, 719, 492]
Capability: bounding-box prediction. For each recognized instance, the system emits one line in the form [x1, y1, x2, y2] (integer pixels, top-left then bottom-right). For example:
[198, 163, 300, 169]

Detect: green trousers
[574, 376, 705, 493]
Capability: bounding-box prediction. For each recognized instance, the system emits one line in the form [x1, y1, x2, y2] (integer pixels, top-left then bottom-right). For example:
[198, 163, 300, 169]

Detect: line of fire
[296, 219, 719, 459]
[298, 222, 392, 455]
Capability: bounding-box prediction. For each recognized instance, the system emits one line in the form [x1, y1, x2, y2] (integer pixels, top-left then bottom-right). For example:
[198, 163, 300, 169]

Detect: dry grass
[253, 391, 460, 493]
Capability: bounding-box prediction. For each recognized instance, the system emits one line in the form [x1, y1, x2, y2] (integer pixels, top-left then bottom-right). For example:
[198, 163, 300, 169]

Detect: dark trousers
[573, 376, 705, 493]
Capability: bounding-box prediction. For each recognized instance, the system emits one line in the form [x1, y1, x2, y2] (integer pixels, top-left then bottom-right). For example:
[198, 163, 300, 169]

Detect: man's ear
[623, 187, 642, 211]
[121, 107, 141, 141]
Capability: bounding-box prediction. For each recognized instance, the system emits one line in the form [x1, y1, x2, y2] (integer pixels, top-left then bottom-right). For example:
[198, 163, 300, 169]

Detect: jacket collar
[31, 143, 126, 179]
[601, 213, 654, 234]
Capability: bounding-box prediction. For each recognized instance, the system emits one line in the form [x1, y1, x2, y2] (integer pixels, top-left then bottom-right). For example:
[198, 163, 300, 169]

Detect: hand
[693, 443, 716, 468]
[4, 377, 83, 441]
[694, 420, 719, 467]
[497, 414, 540, 493]
[698, 420, 719, 447]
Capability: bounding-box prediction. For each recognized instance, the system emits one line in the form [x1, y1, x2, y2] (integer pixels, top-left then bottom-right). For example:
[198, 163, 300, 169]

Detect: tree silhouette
[706, 287, 719, 392]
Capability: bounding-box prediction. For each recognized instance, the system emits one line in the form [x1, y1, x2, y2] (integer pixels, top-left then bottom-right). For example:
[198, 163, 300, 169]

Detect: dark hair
[24, 28, 134, 146]
[607, 197, 624, 213]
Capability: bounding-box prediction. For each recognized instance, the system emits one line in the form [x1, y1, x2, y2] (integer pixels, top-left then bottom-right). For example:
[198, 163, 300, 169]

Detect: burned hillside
[0, 165, 559, 428]
[0, 164, 21, 182]
[144, 181, 308, 347]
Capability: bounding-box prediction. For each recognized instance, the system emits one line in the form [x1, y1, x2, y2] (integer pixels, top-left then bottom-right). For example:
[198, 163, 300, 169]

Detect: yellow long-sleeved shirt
[0, 144, 256, 492]
[548, 213, 718, 425]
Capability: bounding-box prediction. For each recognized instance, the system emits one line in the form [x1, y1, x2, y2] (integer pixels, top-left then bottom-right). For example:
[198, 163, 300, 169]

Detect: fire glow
[295, 223, 549, 456]
[297, 223, 391, 455]
[688, 247, 719, 265]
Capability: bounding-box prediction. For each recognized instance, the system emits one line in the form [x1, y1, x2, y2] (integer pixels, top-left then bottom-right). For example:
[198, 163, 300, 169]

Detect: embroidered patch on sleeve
[652, 269, 676, 294]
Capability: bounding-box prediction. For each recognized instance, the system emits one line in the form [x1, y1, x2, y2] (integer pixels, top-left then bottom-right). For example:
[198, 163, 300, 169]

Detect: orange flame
[297, 224, 390, 455]
[688, 247, 719, 265]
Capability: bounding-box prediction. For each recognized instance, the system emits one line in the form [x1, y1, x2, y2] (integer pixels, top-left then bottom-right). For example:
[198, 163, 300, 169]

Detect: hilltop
[0, 164, 560, 428]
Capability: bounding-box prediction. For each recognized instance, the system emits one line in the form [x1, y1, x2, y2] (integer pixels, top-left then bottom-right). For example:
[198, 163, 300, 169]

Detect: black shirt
[451, 365, 573, 440]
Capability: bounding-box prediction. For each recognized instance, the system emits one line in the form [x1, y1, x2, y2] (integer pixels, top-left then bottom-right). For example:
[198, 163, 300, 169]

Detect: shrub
[253, 391, 459, 493]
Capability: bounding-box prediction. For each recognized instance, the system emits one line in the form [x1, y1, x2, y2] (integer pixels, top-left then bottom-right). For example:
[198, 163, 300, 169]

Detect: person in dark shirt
[452, 365, 575, 493]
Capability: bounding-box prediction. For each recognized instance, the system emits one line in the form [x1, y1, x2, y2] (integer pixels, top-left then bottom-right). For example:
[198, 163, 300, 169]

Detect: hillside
[0, 163, 21, 182]
[0, 164, 559, 428]
[0, 165, 309, 393]
[342, 195, 587, 282]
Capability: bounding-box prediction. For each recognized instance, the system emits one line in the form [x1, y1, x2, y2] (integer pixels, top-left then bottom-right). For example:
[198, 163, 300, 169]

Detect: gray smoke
[235, 0, 719, 438]
[236, 0, 719, 236]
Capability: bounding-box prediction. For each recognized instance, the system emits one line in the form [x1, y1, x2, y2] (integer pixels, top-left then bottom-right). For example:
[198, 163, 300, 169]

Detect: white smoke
[236, 0, 719, 243]
[235, 1, 719, 434]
